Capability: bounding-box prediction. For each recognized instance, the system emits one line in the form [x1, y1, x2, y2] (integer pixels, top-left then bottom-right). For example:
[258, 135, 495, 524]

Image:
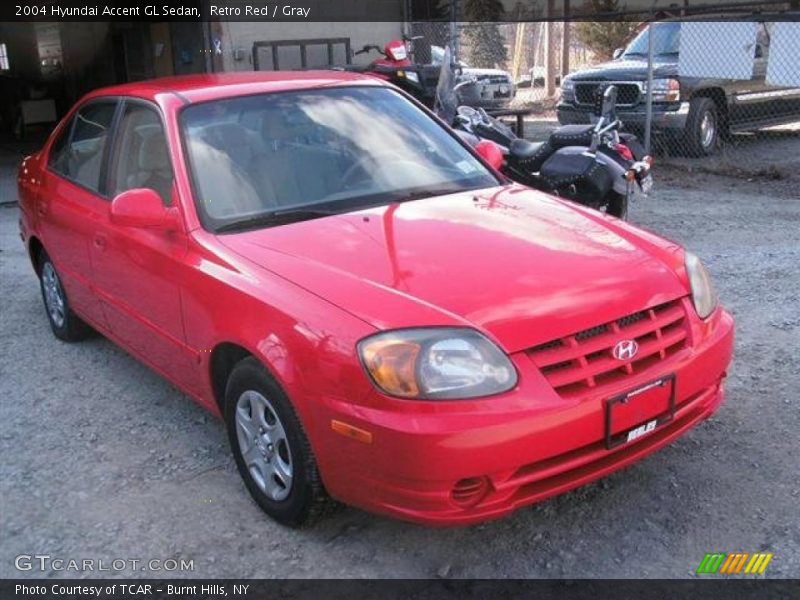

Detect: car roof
[83, 70, 383, 105]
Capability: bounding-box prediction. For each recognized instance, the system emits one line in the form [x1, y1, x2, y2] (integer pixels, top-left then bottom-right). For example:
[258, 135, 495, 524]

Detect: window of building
[0, 43, 10, 71]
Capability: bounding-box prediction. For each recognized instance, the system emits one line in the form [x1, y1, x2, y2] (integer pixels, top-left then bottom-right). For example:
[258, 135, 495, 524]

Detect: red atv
[345, 36, 440, 107]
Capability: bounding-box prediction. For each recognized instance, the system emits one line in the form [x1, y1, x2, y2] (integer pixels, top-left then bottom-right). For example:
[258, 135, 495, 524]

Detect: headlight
[358, 328, 517, 400]
[388, 45, 407, 61]
[643, 78, 680, 102]
[405, 70, 419, 84]
[685, 251, 718, 319]
[560, 77, 575, 99]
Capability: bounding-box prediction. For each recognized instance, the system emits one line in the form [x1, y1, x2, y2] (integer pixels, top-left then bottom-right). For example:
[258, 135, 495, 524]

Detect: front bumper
[557, 101, 690, 132]
[459, 84, 515, 109]
[316, 304, 734, 526]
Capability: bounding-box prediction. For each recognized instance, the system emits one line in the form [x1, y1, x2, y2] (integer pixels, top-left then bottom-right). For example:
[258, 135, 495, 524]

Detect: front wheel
[684, 97, 720, 156]
[605, 192, 629, 220]
[224, 357, 335, 527]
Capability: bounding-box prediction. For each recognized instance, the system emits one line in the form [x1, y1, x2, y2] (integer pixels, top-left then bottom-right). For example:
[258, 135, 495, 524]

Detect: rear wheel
[224, 357, 335, 527]
[685, 97, 720, 156]
[38, 250, 92, 342]
[605, 192, 628, 220]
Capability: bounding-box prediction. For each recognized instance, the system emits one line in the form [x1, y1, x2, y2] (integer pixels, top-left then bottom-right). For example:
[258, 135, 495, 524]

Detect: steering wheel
[341, 153, 430, 189]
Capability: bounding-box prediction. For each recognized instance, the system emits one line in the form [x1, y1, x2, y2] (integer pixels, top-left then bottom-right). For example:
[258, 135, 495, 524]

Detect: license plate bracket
[604, 373, 676, 450]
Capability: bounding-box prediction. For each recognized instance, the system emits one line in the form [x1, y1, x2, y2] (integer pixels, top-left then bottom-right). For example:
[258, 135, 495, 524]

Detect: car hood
[218, 187, 688, 353]
[569, 58, 678, 81]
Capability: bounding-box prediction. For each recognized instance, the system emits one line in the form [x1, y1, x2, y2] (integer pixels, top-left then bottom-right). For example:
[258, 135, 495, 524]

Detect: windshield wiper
[390, 186, 471, 204]
[215, 206, 340, 233]
[268, 206, 340, 218]
[215, 187, 477, 233]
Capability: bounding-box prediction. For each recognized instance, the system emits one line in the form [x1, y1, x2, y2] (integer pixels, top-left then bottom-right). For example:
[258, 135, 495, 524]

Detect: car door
[39, 99, 119, 328]
[89, 99, 201, 395]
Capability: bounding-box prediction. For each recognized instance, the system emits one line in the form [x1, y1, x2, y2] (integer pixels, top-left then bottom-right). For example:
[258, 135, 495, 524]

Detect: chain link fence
[409, 17, 800, 158]
[641, 19, 800, 157]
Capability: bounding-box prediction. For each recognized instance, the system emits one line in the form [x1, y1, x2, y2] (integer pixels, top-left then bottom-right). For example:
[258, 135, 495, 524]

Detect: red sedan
[17, 72, 734, 526]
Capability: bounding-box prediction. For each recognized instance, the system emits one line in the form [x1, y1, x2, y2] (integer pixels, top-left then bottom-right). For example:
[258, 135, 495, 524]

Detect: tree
[574, 0, 638, 61]
[462, 0, 508, 69]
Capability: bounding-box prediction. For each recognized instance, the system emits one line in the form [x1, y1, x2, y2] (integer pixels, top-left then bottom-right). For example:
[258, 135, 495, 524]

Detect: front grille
[575, 82, 641, 107]
[527, 299, 689, 399]
[477, 75, 510, 85]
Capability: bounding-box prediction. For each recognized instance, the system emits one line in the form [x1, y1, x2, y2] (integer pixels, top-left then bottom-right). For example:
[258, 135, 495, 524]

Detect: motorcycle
[435, 47, 653, 219]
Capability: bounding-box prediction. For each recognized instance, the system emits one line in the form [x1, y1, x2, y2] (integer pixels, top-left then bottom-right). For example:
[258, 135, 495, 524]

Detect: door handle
[93, 234, 107, 250]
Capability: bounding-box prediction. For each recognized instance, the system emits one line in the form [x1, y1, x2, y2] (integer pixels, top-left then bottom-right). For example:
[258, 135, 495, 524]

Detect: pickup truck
[557, 21, 800, 156]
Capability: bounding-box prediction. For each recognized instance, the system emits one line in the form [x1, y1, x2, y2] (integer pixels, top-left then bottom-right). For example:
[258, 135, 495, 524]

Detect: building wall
[150, 23, 175, 78]
[59, 23, 116, 100]
[0, 23, 41, 82]
[213, 22, 404, 72]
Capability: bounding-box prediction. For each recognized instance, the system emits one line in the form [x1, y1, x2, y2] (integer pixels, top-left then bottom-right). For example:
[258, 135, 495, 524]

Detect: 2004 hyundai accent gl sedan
[17, 72, 734, 527]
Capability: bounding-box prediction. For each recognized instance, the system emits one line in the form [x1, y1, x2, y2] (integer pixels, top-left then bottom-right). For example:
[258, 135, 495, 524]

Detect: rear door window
[49, 100, 118, 193]
[48, 120, 73, 176]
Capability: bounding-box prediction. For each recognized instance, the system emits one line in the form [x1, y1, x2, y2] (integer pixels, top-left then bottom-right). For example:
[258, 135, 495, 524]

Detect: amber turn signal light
[359, 338, 421, 398]
[331, 420, 373, 444]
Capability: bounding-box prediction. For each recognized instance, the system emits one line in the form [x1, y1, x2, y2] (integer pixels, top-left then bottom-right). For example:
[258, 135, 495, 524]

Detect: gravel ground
[1, 136, 799, 579]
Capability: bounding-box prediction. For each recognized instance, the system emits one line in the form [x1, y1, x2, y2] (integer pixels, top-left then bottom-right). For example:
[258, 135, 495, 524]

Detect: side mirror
[613, 47, 624, 60]
[110, 188, 174, 229]
[475, 140, 504, 171]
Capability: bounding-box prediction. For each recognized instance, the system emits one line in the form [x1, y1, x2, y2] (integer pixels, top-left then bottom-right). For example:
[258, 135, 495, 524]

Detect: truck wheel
[685, 97, 719, 156]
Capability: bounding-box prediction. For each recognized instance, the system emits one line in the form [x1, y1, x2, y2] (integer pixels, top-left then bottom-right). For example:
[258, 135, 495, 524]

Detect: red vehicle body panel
[17, 72, 734, 525]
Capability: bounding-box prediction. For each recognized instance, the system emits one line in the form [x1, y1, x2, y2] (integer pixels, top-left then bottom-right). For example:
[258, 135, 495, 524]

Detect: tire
[605, 192, 629, 220]
[684, 97, 720, 157]
[224, 357, 335, 527]
[38, 250, 93, 342]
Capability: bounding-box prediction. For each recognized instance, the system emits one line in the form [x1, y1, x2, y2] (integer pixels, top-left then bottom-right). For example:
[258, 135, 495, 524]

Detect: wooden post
[512, 22, 526, 82]
[561, 1, 570, 78]
[544, 0, 556, 97]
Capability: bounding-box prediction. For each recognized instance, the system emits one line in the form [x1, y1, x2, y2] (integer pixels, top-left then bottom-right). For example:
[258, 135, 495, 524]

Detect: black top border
[3, 0, 800, 23]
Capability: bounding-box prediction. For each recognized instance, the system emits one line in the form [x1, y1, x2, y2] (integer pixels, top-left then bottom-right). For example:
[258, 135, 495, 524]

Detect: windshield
[434, 46, 458, 125]
[180, 86, 497, 232]
[623, 22, 681, 57]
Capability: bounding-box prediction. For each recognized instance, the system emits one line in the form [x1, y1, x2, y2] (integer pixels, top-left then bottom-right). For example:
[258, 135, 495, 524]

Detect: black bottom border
[3, 579, 800, 600]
